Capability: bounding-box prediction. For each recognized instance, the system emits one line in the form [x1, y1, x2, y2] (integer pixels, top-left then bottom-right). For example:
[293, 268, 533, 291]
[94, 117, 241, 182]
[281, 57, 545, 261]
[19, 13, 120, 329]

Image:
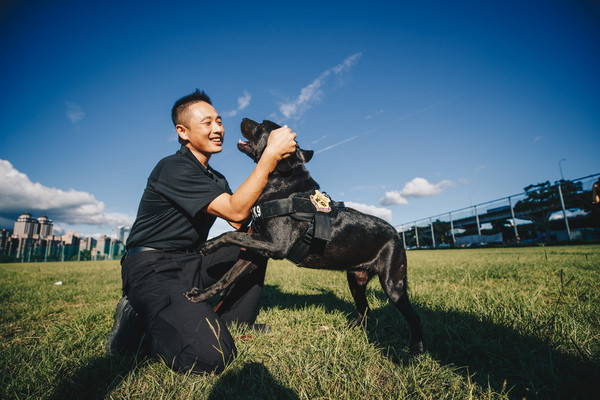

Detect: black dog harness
[250, 190, 345, 265]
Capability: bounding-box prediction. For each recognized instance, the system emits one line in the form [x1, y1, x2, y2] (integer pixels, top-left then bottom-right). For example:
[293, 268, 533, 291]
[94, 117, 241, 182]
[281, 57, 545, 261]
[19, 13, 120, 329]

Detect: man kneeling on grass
[106, 89, 297, 374]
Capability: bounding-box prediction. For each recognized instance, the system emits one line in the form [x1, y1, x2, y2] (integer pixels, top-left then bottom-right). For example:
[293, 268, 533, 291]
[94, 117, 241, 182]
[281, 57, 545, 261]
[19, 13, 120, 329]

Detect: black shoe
[106, 296, 145, 356]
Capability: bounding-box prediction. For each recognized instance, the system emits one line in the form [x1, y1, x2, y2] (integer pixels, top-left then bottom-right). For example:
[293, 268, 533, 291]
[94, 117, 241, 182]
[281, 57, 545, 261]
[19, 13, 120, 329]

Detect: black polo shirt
[126, 145, 232, 250]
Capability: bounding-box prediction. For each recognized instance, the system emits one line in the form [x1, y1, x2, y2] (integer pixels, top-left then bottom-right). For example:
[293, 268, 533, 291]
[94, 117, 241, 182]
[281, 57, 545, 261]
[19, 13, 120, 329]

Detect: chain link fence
[397, 174, 600, 249]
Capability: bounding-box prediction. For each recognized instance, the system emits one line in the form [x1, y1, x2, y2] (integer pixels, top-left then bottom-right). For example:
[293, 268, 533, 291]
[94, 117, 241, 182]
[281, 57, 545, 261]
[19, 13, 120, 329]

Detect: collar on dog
[250, 190, 345, 265]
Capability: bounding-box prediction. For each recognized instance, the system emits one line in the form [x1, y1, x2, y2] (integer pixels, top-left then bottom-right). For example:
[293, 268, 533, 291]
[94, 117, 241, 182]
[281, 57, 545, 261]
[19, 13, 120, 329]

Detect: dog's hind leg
[377, 244, 425, 354]
[347, 270, 374, 328]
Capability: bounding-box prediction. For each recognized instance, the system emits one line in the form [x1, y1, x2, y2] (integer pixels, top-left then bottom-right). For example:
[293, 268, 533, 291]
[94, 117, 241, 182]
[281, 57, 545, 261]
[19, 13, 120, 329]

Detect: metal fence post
[508, 196, 519, 242]
[474, 205, 482, 244]
[558, 183, 572, 240]
[449, 212, 456, 246]
[414, 223, 419, 248]
[430, 218, 436, 248]
[401, 227, 407, 250]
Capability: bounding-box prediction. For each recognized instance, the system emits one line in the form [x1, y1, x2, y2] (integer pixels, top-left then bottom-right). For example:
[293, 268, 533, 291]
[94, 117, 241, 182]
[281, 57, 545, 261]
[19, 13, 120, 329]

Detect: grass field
[1, 245, 599, 399]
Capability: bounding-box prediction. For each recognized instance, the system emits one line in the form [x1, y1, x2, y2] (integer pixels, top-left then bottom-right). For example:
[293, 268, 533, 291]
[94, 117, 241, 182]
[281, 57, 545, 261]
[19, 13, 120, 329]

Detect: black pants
[121, 247, 267, 374]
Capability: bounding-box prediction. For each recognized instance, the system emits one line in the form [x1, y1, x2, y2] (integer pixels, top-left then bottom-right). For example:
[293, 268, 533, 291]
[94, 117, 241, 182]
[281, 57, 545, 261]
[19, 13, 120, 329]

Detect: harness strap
[251, 195, 345, 222]
[313, 213, 332, 241]
[251, 191, 345, 265]
[287, 225, 314, 265]
[286, 213, 335, 265]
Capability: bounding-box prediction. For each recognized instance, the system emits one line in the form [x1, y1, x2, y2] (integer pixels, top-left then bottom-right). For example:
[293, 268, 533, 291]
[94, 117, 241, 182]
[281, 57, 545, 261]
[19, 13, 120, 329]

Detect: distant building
[12, 213, 53, 239]
[80, 237, 96, 252]
[116, 226, 131, 244]
[0, 229, 9, 253]
[2, 213, 124, 262]
[94, 235, 112, 257]
[13, 213, 38, 237]
[38, 216, 53, 239]
[62, 231, 81, 246]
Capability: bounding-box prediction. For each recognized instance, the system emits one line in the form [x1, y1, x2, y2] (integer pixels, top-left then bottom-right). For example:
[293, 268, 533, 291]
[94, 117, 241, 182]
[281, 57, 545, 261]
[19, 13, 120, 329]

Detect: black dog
[186, 118, 424, 353]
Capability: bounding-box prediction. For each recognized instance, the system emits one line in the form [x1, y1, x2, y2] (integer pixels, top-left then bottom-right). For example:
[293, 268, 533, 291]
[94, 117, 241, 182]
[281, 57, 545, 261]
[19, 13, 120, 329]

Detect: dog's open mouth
[237, 139, 252, 154]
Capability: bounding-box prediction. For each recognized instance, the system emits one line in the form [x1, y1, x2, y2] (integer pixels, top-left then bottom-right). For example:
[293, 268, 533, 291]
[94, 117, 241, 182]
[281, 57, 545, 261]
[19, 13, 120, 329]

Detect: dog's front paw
[184, 287, 208, 303]
[198, 241, 217, 256]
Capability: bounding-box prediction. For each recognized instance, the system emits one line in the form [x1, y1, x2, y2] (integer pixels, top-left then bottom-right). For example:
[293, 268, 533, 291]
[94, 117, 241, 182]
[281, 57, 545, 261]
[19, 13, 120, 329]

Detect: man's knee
[174, 340, 237, 374]
[147, 299, 237, 374]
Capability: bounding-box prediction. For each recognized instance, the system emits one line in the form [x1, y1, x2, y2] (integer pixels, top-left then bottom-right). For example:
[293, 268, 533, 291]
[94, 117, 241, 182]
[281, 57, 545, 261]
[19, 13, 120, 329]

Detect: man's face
[176, 101, 224, 159]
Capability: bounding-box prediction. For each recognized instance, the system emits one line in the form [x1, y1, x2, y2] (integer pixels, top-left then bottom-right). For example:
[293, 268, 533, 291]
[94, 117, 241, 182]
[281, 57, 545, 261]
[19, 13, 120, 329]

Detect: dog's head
[238, 118, 314, 173]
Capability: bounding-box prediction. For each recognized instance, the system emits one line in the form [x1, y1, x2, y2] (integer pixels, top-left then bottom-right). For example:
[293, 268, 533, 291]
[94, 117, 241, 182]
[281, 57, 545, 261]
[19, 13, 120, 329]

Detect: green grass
[1, 245, 599, 399]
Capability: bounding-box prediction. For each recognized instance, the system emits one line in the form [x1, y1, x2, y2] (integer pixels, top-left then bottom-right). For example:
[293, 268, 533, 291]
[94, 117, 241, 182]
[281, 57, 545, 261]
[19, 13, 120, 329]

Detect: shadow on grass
[206, 362, 299, 399]
[261, 284, 600, 399]
[48, 354, 143, 400]
[47, 355, 298, 400]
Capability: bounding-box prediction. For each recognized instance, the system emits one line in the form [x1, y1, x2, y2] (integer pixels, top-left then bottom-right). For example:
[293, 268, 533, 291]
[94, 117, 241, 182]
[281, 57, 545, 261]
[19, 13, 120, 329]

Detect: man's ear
[176, 124, 189, 142]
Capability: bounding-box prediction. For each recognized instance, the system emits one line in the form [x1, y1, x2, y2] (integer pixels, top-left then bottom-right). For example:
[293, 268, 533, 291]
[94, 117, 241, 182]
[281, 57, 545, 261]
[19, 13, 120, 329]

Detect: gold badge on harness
[310, 190, 332, 213]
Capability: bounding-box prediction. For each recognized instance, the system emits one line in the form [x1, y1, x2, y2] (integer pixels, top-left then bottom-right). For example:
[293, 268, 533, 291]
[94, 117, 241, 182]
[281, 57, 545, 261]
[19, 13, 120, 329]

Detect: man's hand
[263, 125, 297, 162]
[205, 124, 298, 223]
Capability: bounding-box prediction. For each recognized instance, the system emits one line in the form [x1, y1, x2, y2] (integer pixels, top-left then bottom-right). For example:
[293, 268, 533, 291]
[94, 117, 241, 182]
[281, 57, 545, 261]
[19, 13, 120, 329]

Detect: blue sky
[1, 0, 599, 238]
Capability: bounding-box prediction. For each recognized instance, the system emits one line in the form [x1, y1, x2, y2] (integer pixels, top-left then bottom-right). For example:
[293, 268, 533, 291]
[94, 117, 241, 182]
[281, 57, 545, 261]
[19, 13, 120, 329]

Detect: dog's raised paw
[197, 243, 213, 256]
[184, 287, 203, 302]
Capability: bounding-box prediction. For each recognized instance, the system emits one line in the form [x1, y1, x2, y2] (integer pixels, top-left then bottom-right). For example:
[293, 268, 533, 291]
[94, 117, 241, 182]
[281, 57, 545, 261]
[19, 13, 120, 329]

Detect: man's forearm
[206, 149, 279, 222]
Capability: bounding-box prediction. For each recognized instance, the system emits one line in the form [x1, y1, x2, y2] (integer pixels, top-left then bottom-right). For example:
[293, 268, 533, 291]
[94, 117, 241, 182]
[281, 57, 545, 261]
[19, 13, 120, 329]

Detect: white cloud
[345, 201, 393, 222]
[224, 90, 252, 118]
[66, 101, 85, 123]
[381, 177, 453, 205]
[237, 91, 251, 109]
[310, 135, 328, 145]
[0, 159, 133, 230]
[365, 109, 384, 119]
[332, 52, 361, 74]
[279, 52, 362, 119]
[380, 192, 409, 205]
[315, 99, 449, 154]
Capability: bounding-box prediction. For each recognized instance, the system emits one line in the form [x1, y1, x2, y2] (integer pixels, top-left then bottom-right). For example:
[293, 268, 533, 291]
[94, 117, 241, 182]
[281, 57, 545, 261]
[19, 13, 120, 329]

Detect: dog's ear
[262, 120, 282, 131]
[299, 149, 313, 164]
[276, 148, 313, 173]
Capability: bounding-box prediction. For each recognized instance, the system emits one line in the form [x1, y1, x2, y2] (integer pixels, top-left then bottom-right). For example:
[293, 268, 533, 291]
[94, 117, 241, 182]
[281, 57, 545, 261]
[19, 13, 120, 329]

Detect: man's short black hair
[171, 89, 212, 127]
[172, 89, 212, 144]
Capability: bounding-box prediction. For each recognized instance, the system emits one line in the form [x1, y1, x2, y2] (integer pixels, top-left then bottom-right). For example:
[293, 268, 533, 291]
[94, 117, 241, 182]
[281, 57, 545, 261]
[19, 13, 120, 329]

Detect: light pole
[559, 158, 566, 181]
